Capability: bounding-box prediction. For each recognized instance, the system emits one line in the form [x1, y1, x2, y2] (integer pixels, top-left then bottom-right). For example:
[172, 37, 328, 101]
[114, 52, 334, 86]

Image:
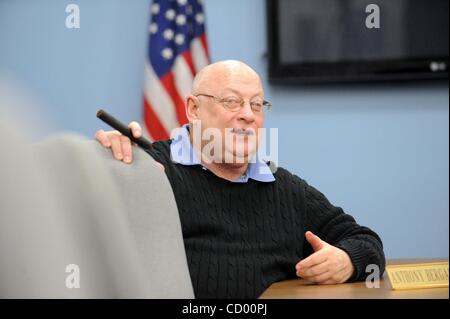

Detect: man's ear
[186, 95, 199, 121]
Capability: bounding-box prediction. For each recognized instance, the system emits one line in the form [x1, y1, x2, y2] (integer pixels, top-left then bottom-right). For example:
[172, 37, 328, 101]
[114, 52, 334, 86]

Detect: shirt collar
[170, 125, 275, 183]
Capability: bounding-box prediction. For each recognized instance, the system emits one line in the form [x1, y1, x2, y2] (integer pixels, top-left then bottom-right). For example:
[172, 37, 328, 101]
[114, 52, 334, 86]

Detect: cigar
[96, 109, 153, 150]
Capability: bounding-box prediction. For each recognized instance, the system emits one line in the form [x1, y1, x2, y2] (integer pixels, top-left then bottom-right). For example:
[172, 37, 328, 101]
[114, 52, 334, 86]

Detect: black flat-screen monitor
[267, 0, 449, 83]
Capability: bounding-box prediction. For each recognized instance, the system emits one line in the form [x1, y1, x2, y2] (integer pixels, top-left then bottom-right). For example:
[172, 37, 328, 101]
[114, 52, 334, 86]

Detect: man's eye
[224, 98, 240, 104]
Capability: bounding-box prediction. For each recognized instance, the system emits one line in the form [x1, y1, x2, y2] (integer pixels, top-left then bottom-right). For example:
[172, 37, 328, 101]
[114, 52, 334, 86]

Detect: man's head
[186, 60, 267, 165]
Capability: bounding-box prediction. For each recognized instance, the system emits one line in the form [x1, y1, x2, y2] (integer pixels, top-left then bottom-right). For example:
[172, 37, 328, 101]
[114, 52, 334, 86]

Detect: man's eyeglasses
[194, 93, 271, 113]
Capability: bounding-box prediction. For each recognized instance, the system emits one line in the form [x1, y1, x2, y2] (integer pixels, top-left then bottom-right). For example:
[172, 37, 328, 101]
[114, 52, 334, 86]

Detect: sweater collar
[170, 125, 275, 183]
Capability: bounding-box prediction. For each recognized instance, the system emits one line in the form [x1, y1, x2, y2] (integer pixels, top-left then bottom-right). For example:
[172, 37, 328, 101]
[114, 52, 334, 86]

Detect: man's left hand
[295, 231, 355, 284]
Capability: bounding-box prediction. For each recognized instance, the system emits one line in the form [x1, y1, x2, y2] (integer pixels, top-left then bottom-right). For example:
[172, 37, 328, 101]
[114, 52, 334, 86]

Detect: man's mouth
[230, 128, 255, 136]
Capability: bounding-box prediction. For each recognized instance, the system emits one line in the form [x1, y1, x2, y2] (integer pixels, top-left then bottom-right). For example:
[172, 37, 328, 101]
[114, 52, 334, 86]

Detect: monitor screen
[267, 0, 449, 83]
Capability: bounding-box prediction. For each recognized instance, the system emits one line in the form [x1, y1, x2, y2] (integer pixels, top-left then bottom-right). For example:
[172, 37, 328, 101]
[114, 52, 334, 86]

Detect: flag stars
[177, 0, 187, 5]
[151, 3, 160, 15]
[176, 14, 186, 26]
[163, 29, 175, 40]
[165, 9, 176, 20]
[149, 23, 158, 34]
[161, 48, 173, 60]
[195, 13, 205, 24]
[175, 34, 185, 45]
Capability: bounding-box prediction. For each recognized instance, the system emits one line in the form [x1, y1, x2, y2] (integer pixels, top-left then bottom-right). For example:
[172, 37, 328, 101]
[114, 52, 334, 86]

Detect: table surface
[260, 259, 449, 299]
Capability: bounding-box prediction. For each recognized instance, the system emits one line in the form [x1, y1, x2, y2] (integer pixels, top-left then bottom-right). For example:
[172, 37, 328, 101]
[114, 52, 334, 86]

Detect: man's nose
[237, 101, 256, 122]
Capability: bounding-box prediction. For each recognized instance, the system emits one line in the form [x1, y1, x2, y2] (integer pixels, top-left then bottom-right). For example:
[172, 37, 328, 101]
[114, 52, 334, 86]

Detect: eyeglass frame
[194, 93, 272, 113]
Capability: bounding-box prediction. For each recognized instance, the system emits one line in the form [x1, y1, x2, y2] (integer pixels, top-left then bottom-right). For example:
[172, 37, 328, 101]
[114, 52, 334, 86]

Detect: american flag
[143, 0, 210, 141]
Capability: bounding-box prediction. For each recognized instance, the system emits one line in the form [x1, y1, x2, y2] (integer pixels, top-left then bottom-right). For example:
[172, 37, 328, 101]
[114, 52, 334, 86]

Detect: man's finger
[320, 269, 347, 285]
[128, 121, 142, 138]
[318, 280, 335, 285]
[305, 271, 332, 284]
[330, 265, 349, 284]
[94, 130, 111, 147]
[297, 259, 328, 278]
[296, 250, 328, 270]
[120, 135, 133, 164]
[305, 231, 325, 252]
[110, 134, 123, 160]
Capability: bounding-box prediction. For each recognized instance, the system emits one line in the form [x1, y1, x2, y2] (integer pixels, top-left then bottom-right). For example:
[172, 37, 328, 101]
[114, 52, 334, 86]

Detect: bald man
[95, 60, 385, 298]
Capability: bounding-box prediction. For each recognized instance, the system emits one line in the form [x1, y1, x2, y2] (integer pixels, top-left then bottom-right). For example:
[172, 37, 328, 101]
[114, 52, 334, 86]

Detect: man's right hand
[94, 121, 142, 164]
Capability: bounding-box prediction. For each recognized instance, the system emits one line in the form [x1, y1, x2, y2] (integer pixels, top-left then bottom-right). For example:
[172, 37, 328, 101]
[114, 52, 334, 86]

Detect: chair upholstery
[0, 117, 193, 298]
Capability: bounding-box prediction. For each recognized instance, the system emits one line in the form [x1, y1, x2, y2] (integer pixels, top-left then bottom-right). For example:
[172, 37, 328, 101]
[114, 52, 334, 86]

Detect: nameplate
[386, 262, 449, 290]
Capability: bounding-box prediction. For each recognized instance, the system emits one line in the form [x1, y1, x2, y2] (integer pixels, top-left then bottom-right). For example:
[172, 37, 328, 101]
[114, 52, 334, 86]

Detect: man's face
[193, 69, 264, 164]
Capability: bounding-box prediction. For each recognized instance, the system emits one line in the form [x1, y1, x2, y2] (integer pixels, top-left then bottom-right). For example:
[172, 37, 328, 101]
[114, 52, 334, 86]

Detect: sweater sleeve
[301, 179, 386, 282]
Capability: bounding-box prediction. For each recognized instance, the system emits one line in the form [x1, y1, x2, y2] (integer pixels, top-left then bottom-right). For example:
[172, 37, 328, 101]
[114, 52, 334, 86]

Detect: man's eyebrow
[222, 88, 263, 98]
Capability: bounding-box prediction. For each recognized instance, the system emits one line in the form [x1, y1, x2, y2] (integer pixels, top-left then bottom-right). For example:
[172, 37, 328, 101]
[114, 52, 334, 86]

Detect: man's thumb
[305, 231, 324, 251]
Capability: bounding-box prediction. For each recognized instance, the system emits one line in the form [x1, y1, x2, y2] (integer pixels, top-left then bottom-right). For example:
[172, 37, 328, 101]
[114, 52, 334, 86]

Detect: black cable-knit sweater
[144, 140, 385, 298]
